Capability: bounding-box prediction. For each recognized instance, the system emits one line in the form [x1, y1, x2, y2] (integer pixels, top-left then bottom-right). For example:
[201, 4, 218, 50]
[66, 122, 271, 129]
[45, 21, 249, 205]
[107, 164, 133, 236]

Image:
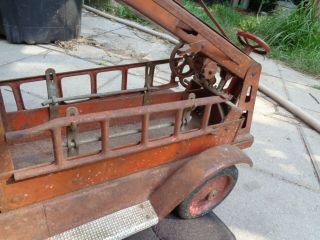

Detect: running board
[49, 201, 158, 240]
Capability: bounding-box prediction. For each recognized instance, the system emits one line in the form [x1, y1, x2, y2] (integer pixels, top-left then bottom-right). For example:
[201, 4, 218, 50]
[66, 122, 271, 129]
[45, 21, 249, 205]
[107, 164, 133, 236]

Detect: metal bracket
[66, 107, 80, 157]
[45, 68, 59, 120]
[144, 64, 155, 105]
[182, 93, 196, 129]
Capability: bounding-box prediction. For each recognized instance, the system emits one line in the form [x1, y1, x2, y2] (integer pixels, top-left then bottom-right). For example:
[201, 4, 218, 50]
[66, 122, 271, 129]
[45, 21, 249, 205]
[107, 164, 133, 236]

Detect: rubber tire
[176, 166, 238, 219]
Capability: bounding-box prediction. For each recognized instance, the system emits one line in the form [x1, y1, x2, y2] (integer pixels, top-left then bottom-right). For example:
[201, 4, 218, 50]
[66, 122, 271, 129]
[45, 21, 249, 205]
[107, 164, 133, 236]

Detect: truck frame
[0, 1, 270, 239]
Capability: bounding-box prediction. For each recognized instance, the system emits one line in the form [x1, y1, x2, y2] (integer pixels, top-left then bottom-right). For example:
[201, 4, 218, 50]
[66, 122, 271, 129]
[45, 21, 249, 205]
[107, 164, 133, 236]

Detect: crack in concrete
[249, 167, 320, 194]
[0, 49, 51, 69]
[309, 93, 320, 104]
[277, 62, 320, 186]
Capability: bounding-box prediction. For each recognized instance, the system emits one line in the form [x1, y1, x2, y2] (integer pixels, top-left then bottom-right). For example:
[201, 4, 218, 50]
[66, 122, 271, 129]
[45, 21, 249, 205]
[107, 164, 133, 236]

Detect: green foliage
[253, 2, 320, 51]
[85, 0, 320, 76]
[84, 0, 147, 24]
[183, 0, 320, 76]
[248, 1, 320, 76]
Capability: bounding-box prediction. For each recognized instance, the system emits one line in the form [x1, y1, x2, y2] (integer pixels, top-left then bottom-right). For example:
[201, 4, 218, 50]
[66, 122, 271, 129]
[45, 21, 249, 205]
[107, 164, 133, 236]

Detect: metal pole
[259, 83, 320, 133]
[83, 5, 179, 44]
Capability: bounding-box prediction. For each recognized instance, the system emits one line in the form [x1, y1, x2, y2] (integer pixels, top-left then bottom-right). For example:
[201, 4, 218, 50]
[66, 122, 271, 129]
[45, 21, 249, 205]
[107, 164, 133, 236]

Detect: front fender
[150, 144, 252, 219]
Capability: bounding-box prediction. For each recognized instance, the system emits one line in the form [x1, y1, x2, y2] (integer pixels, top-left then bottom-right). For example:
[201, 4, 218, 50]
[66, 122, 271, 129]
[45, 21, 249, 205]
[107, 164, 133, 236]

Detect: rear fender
[150, 144, 252, 219]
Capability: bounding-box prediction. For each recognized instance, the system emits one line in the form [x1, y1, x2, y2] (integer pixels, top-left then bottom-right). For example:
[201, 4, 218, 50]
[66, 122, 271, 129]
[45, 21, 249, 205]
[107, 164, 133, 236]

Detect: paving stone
[286, 81, 320, 113]
[215, 166, 320, 240]
[97, 71, 122, 93]
[92, 28, 172, 61]
[246, 113, 319, 190]
[0, 40, 47, 66]
[254, 95, 277, 116]
[81, 12, 126, 36]
[252, 54, 281, 78]
[301, 127, 320, 179]
[66, 45, 121, 66]
[0, 86, 18, 112]
[93, 33, 149, 59]
[0, 50, 98, 80]
[260, 74, 287, 97]
[275, 105, 297, 119]
[271, 108, 301, 126]
[112, 27, 155, 41]
[278, 63, 319, 87]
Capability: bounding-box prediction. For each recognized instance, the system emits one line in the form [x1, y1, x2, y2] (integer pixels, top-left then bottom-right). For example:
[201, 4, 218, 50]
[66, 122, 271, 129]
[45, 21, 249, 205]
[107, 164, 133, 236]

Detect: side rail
[0, 59, 176, 112]
[6, 96, 243, 181]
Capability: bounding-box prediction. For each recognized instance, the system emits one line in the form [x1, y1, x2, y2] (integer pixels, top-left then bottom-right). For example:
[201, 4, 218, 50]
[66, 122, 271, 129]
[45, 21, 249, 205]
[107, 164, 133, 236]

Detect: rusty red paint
[189, 175, 232, 217]
[0, 0, 267, 238]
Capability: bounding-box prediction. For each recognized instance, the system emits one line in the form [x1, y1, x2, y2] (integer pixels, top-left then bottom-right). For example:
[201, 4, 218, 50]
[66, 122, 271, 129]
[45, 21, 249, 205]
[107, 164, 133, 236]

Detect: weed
[85, 0, 320, 77]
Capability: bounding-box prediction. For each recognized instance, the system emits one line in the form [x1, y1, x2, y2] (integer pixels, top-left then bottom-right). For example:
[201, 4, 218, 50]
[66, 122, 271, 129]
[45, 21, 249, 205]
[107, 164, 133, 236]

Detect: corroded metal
[0, 0, 268, 239]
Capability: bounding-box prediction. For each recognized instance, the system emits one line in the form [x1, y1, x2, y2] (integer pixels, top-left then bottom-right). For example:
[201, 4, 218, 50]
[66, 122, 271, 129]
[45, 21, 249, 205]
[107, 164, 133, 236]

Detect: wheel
[169, 42, 195, 79]
[176, 166, 238, 219]
[237, 31, 271, 55]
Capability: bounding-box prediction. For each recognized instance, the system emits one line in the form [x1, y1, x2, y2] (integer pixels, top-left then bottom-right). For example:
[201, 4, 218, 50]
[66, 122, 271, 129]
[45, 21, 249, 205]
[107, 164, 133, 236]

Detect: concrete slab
[91, 25, 172, 62]
[0, 86, 18, 112]
[215, 166, 320, 240]
[275, 105, 298, 120]
[93, 32, 148, 60]
[278, 63, 319, 87]
[301, 127, 320, 178]
[252, 54, 281, 78]
[254, 95, 277, 116]
[0, 40, 47, 67]
[286, 81, 320, 113]
[260, 74, 287, 96]
[81, 11, 126, 36]
[0, 50, 98, 80]
[245, 113, 319, 190]
[97, 71, 123, 93]
[303, 109, 320, 123]
[65, 45, 119, 66]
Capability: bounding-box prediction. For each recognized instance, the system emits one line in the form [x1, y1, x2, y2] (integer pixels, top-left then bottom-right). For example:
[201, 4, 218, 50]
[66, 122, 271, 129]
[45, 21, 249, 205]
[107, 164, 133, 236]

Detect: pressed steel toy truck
[0, 0, 270, 239]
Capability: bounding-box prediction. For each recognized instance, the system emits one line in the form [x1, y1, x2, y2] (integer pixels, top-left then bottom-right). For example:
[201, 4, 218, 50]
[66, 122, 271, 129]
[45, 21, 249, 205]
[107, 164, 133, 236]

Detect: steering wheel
[170, 42, 195, 79]
[237, 32, 271, 55]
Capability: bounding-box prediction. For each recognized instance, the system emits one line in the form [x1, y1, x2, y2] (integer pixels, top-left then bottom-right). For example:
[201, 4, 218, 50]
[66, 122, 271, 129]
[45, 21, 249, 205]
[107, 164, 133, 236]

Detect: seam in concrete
[0, 49, 51, 69]
[248, 167, 320, 193]
[267, 113, 300, 125]
[3, 87, 46, 101]
[83, 26, 127, 37]
[298, 127, 320, 184]
[277, 62, 320, 186]
[261, 72, 281, 79]
[38, 45, 172, 89]
[39, 45, 107, 67]
[309, 93, 320, 104]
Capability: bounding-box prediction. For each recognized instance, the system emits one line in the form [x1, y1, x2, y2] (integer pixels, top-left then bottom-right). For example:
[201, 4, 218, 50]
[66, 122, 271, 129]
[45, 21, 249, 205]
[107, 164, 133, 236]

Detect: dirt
[54, 36, 102, 51]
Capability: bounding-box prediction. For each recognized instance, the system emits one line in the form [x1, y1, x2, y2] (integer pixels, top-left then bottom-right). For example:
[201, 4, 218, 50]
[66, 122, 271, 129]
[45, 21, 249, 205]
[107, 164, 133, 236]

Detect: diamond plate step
[49, 201, 159, 240]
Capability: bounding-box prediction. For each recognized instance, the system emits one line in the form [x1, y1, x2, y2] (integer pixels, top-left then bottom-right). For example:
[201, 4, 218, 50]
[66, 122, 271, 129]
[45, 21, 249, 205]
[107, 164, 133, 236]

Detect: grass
[85, 0, 320, 77]
[85, 0, 148, 24]
[183, 0, 320, 77]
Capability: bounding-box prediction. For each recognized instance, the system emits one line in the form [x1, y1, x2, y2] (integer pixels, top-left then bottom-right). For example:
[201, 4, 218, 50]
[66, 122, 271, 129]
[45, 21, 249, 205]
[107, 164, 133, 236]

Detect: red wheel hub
[188, 175, 233, 217]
